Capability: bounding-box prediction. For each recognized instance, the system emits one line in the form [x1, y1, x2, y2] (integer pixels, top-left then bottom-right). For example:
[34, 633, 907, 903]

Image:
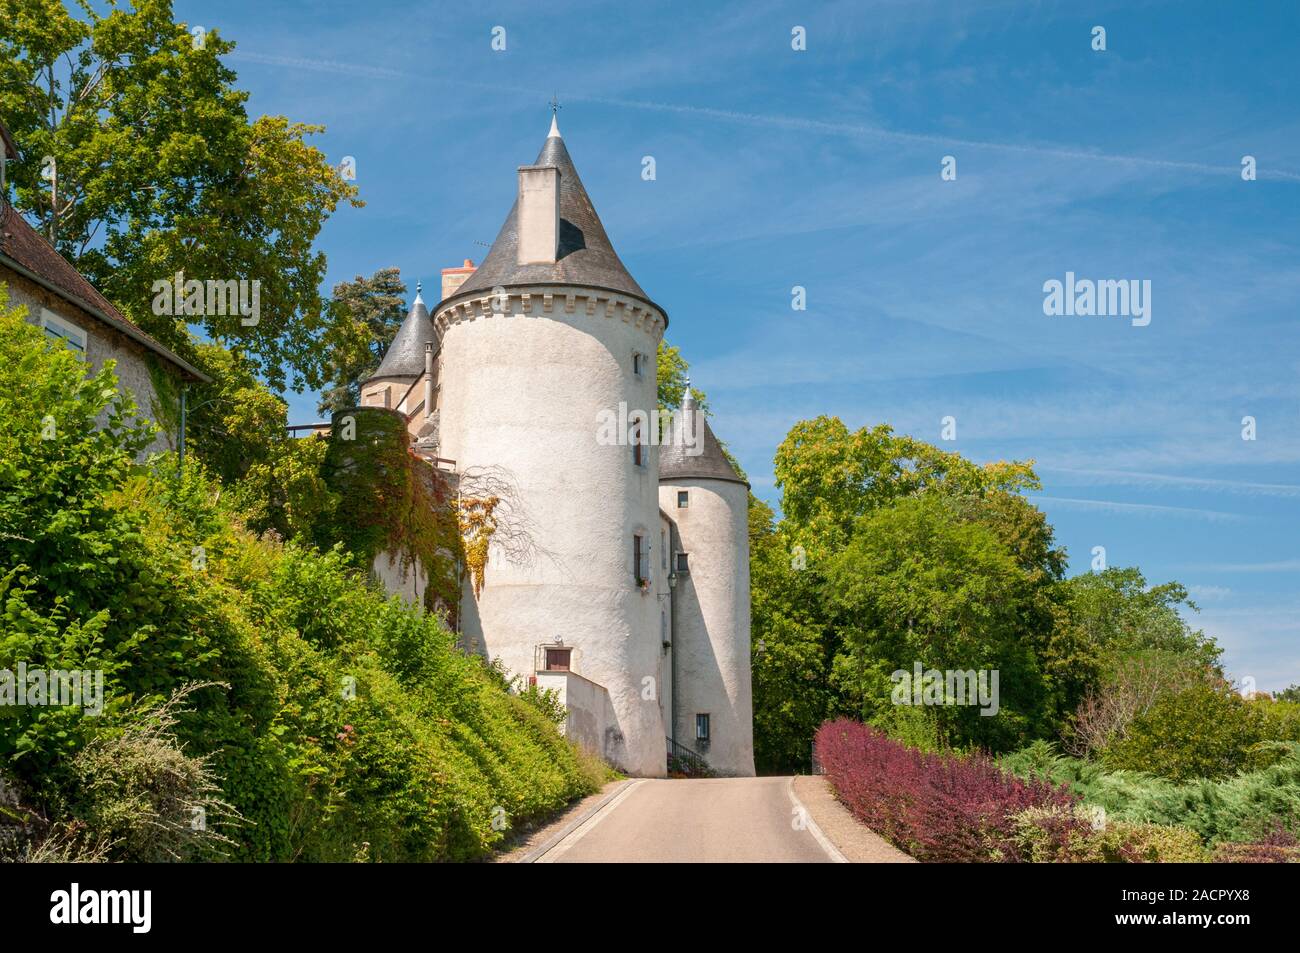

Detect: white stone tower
[432, 117, 669, 776]
[659, 386, 755, 776]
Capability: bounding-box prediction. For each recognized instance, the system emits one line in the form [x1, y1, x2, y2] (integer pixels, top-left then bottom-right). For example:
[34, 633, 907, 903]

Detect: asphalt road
[537, 776, 839, 863]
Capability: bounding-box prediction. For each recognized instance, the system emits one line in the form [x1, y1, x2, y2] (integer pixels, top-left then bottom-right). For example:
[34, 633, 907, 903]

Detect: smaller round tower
[659, 386, 755, 776]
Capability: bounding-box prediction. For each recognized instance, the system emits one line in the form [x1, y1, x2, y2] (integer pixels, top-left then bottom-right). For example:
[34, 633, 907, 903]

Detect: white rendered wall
[659, 478, 755, 776]
[371, 550, 426, 607]
[437, 286, 667, 776]
[657, 509, 674, 740]
[536, 669, 618, 761]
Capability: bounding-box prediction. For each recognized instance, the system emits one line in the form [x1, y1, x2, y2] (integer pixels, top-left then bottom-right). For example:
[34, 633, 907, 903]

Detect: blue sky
[177, 0, 1300, 690]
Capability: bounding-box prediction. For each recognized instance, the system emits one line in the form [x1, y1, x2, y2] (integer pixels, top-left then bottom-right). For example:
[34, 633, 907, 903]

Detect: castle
[357, 116, 754, 777]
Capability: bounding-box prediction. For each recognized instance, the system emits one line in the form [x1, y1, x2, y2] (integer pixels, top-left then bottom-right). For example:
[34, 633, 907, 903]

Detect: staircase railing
[666, 736, 713, 777]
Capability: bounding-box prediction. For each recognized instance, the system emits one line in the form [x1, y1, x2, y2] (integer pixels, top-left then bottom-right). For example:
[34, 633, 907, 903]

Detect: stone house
[0, 118, 208, 451]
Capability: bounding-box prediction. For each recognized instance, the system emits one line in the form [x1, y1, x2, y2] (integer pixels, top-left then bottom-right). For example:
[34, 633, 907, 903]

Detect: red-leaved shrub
[815, 719, 1081, 862]
[1212, 823, 1300, 863]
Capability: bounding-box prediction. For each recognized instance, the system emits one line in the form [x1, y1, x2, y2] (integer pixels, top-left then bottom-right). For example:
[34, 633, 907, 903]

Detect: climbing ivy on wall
[144, 352, 183, 443]
[458, 494, 500, 598]
[317, 408, 462, 621]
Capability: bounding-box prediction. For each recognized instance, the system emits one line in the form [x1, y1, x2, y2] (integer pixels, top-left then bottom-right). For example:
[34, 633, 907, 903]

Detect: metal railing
[666, 736, 713, 778]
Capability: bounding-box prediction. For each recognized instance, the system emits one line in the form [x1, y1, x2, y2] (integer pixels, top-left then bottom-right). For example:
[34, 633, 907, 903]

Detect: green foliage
[0, 0, 360, 389]
[1055, 568, 1221, 671]
[749, 496, 837, 773]
[184, 343, 338, 540]
[1274, 684, 1300, 704]
[0, 300, 598, 861]
[1002, 740, 1300, 847]
[773, 416, 1040, 549]
[55, 685, 239, 862]
[317, 268, 408, 415]
[656, 340, 707, 414]
[753, 413, 1229, 768]
[825, 492, 1049, 752]
[1009, 805, 1208, 863]
[315, 408, 461, 619]
[1102, 682, 1274, 781]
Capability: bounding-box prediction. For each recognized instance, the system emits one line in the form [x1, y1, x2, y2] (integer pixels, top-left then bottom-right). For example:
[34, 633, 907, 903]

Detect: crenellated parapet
[434, 285, 666, 342]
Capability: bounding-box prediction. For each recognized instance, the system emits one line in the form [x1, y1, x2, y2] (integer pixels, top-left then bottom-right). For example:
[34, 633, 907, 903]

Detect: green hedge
[0, 289, 600, 861]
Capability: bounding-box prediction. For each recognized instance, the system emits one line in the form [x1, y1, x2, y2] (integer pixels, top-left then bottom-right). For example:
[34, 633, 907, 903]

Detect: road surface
[536, 776, 841, 863]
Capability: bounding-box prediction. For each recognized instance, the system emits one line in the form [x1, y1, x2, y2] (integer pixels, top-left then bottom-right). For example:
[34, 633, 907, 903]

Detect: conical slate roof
[659, 388, 747, 486]
[370, 287, 435, 381]
[452, 120, 661, 319]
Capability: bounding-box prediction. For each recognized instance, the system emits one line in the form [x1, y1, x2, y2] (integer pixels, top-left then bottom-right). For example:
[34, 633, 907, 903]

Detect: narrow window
[676, 552, 689, 573]
[661, 529, 667, 570]
[696, 713, 710, 743]
[677, 490, 689, 508]
[631, 415, 645, 467]
[633, 352, 645, 376]
[544, 647, 571, 672]
[633, 534, 647, 586]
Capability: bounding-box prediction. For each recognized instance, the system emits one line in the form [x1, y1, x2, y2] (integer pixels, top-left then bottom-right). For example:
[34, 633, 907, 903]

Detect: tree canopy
[0, 0, 359, 389]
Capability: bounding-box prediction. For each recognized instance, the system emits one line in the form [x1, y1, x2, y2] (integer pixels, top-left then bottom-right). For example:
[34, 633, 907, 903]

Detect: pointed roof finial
[548, 93, 562, 138]
[682, 376, 695, 408]
[413, 280, 425, 306]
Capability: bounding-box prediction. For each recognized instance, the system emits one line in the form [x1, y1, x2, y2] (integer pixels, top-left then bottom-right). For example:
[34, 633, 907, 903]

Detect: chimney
[516, 165, 560, 265]
[441, 258, 476, 300]
[424, 342, 434, 419]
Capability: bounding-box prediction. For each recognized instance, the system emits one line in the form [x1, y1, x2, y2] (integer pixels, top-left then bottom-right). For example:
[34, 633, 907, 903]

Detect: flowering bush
[815, 719, 1077, 862]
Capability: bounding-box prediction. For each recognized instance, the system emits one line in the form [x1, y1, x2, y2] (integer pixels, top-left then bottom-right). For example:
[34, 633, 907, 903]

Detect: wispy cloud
[1041, 467, 1300, 498]
[569, 93, 1300, 183]
[1182, 560, 1300, 573]
[230, 50, 1300, 183]
[231, 50, 421, 83]
[1031, 496, 1245, 523]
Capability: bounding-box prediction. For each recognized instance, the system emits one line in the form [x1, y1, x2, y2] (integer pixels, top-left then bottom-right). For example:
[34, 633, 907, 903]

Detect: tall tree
[317, 268, 407, 415]
[0, 0, 360, 390]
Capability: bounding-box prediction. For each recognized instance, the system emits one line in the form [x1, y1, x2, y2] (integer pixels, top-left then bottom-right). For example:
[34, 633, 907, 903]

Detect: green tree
[657, 340, 707, 414]
[1056, 567, 1221, 672]
[184, 343, 336, 539]
[317, 268, 408, 415]
[1103, 681, 1267, 781]
[0, 0, 360, 389]
[749, 497, 838, 772]
[773, 416, 1039, 551]
[824, 492, 1050, 751]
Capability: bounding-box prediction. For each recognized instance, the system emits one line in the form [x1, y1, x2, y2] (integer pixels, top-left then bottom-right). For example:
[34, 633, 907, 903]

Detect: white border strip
[533, 779, 647, 863]
[787, 776, 848, 863]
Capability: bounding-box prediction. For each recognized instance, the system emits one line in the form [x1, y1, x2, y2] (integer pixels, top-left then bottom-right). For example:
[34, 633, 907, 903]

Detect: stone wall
[3, 268, 173, 456]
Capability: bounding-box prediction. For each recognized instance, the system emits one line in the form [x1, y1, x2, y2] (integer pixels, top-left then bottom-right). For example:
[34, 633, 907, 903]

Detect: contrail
[231, 50, 1300, 182]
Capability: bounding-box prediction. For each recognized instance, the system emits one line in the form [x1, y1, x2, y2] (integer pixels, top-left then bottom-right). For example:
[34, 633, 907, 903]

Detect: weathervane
[549, 93, 562, 116]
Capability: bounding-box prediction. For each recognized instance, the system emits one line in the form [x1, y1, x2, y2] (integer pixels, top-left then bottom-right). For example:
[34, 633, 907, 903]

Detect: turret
[658, 384, 755, 776]
[359, 283, 438, 437]
[431, 116, 670, 776]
